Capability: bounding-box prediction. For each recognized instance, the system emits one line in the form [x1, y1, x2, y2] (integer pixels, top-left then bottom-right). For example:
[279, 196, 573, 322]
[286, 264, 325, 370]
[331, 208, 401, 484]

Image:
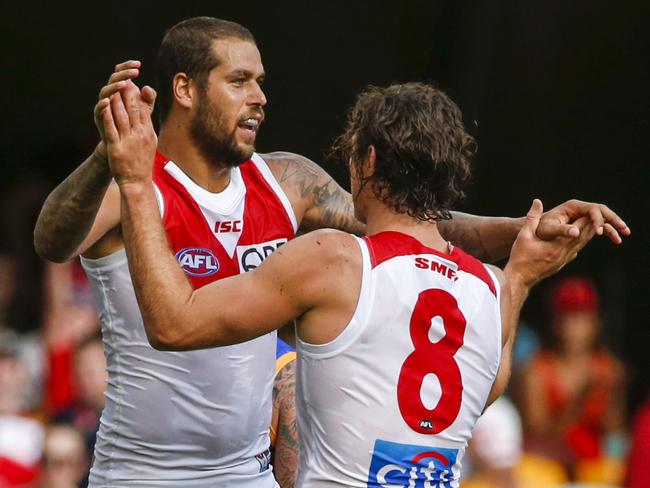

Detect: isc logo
[175, 248, 220, 276]
[214, 220, 242, 233]
[367, 439, 458, 488]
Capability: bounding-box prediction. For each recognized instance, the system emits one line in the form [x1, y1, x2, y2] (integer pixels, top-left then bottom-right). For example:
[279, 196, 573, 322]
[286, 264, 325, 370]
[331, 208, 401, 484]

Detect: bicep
[487, 334, 514, 407]
[263, 151, 364, 235]
[301, 177, 364, 235]
[181, 238, 318, 348]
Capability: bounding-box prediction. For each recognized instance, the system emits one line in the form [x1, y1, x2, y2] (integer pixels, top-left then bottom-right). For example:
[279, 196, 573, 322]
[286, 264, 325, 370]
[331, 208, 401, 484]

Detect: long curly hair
[332, 82, 475, 221]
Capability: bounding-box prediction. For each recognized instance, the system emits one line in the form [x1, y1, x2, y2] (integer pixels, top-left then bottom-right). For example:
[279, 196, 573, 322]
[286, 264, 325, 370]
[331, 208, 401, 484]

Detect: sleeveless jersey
[295, 232, 502, 488]
[81, 151, 296, 487]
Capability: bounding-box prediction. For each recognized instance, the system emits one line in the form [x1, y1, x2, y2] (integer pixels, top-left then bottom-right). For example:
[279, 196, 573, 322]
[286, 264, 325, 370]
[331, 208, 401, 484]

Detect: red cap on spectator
[551, 277, 599, 312]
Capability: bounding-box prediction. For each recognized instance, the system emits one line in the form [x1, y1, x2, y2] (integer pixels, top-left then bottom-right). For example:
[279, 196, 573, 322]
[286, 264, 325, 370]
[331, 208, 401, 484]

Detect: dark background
[2, 1, 648, 410]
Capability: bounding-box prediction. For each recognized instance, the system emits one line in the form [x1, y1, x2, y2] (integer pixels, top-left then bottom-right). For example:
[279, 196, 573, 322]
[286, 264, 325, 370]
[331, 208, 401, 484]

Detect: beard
[189, 90, 254, 169]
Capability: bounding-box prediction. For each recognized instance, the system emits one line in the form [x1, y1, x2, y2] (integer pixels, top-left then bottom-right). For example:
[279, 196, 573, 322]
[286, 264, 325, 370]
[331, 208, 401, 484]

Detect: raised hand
[536, 199, 630, 245]
[101, 81, 158, 186]
[93, 60, 156, 156]
[506, 199, 596, 289]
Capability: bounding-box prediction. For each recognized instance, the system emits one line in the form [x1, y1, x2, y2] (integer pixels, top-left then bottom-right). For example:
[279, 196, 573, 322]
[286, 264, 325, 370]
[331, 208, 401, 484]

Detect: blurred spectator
[464, 396, 523, 488]
[519, 276, 627, 483]
[0, 254, 15, 328]
[36, 424, 89, 488]
[1, 177, 50, 335]
[0, 338, 45, 488]
[55, 333, 106, 461]
[464, 397, 569, 488]
[626, 394, 650, 488]
[42, 261, 99, 417]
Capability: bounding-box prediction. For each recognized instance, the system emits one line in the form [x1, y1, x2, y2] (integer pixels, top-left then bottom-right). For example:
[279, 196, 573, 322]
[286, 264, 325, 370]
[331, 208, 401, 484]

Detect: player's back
[295, 231, 502, 488]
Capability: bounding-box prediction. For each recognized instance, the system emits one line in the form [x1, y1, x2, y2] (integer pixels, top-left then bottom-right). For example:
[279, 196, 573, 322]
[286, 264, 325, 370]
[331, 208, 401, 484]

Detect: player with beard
[33, 17, 630, 488]
[101, 81, 628, 487]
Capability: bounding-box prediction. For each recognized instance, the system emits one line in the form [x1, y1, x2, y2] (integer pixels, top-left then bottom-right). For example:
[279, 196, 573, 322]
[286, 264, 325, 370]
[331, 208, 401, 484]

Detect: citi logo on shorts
[367, 439, 458, 488]
[175, 248, 220, 276]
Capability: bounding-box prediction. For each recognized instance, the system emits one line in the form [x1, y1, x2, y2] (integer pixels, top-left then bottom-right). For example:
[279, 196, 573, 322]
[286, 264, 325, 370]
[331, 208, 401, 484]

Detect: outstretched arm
[438, 213, 522, 262]
[34, 61, 154, 262]
[264, 153, 629, 262]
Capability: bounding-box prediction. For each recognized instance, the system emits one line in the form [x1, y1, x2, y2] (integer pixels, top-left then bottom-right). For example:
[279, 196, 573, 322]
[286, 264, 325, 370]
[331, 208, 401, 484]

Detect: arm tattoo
[438, 212, 521, 263]
[272, 360, 299, 488]
[263, 152, 365, 235]
[34, 148, 113, 262]
[263, 152, 523, 258]
[272, 152, 322, 199]
[309, 179, 364, 235]
[438, 215, 490, 260]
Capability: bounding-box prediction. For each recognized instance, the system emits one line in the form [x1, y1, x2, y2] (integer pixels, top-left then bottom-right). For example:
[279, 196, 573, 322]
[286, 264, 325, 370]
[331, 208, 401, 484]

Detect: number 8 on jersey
[397, 288, 467, 435]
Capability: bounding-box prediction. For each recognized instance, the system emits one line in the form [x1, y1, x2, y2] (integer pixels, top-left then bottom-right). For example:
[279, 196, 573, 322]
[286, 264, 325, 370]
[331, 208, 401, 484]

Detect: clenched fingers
[120, 83, 143, 128]
[141, 85, 157, 112]
[94, 98, 111, 120]
[113, 60, 141, 72]
[107, 68, 140, 86]
[110, 93, 130, 135]
[139, 86, 157, 123]
[98, 79, 139, 102]
[102, 101, 119, 145]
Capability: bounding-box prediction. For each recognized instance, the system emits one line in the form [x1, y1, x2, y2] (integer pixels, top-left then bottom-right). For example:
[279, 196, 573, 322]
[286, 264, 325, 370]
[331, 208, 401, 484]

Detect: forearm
[486, 263, 530, 405]
[274, 430, 299, 488]
[119, 183, 194, 348]
[273, 361, 299, 488]
[34, 144, 112, 262]
[440, 213, 523, 263]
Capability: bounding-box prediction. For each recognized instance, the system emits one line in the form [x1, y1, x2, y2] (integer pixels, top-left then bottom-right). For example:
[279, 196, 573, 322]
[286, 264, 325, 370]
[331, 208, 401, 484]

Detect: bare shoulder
[258, 229, 360, 318]
[259, 151, 328, 199]
[259, 152, 362, 235]
[260, 151, 321, 176]
[278, 229, 360, 268]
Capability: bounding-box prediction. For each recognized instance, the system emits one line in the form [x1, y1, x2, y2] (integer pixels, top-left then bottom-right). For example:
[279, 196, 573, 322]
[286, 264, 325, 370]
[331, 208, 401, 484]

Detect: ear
[365, 145, 377, 177]
[172, 72, 194, 110]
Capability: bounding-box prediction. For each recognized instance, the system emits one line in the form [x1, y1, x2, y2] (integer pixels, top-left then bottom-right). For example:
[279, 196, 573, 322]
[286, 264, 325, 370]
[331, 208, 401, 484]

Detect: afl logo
[175, 248, 220, 276]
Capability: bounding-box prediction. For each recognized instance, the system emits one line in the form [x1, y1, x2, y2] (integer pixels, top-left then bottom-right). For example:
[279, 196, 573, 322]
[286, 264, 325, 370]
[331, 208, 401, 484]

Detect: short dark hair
[332, 82, 474, 221]
[155, 17, 256, 123]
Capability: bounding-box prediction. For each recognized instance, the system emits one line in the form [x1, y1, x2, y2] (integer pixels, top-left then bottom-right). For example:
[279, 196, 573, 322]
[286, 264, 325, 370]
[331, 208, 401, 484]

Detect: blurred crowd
[0, 180, 647, 488]
[0, 259, 104, 488]
[463, 276, 649, 488]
